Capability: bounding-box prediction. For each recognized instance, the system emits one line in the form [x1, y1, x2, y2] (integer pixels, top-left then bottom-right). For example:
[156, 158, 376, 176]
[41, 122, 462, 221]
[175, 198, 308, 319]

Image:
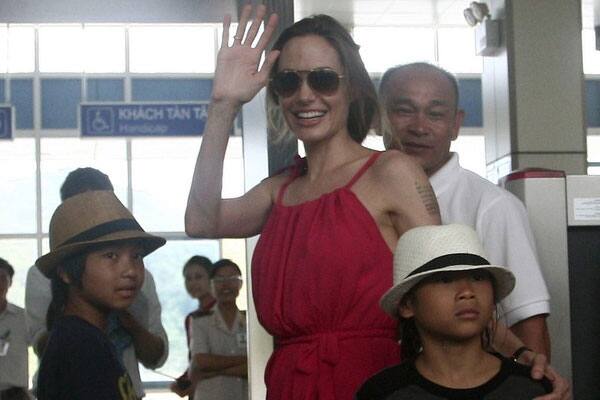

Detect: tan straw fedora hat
[36, 190, 165, 277]
[380, 224, 515, 318]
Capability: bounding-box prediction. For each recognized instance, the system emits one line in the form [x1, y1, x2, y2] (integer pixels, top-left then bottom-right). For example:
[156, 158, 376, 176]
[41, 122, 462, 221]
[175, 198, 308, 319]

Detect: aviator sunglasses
[270, 68, 345, 98]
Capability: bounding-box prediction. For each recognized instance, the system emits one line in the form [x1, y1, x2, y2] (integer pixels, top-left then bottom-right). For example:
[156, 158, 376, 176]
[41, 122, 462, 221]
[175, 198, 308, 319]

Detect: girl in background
[172, 256, 216, 398]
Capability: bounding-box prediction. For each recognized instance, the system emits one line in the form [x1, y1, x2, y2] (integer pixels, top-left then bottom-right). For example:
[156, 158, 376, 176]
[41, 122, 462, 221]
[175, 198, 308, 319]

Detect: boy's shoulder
[356, 361, 418, 400]
[496, 356, 553, 395]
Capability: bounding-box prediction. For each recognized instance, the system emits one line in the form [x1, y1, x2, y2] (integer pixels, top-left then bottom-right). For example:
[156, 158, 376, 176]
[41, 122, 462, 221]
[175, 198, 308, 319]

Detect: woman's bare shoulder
[371, 149, 427, 183]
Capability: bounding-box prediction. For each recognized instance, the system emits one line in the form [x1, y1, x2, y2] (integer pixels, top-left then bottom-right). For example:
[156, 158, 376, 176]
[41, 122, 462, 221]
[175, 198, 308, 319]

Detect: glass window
[0, 79, 4, 102]
[39, 25, 84, 73]
[40, 138, 128, 232]
[587, 135, 600, 162]
[438, 27, 483, 74]
[41, 79, 82, 129]
[83, 26, 126, 73]
[131, 78, 213, 101]
[139, 239, 220, 382]
[86, 78, 125, 102]
[353, 27, 436, 73]
[129, 25, 215, 73]
[437, 0, 472, 25]
[10, 79, 34, 129]
[1, 25, 36, 73]
[0, 239, 37, 307]
[131, 138, 199, 232]
[450, 134, 486, 177]
[582, 29, 600, 74]
[0, 139, 36, 234]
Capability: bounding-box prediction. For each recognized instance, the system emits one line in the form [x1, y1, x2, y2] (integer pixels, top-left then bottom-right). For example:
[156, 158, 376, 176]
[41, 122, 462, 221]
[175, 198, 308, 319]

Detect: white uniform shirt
[0, 303, 28, 390]
[25, 265, 168, 398]
[190, 308, 247, 400]
[430, 153, 550, 326]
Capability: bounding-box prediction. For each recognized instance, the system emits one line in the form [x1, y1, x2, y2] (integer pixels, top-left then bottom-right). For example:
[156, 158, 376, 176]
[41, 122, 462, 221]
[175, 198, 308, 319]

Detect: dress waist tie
[277, 328, 396, 400]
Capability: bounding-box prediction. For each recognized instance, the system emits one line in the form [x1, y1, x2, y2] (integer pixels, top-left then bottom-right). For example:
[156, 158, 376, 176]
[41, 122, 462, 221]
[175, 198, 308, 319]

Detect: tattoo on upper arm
[415, 181, 440, 216]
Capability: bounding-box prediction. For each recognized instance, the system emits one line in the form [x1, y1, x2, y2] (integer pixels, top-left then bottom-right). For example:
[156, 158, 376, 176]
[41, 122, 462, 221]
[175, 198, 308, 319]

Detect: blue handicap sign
[81, 103, 209, 137]
[0, 107, 12, 140]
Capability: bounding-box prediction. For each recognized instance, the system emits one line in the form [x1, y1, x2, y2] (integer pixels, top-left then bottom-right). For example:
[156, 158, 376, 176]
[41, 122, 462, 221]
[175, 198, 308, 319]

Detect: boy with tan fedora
[356, 224, 551, 399]
[35, 190, 165, 400]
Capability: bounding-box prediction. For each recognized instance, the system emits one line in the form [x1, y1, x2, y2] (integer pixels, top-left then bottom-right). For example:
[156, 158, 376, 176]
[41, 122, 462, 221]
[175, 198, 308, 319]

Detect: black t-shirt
[37, 315, 137, 400]
[356, 353, 552, 400]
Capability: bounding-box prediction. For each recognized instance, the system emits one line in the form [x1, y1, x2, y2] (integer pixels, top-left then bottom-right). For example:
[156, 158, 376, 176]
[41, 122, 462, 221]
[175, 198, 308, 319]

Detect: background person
[171, 255, 216, 398]
[188, 259, 247, 400]
[379, 62, 550, 357]
[379, 62, 569, 399]
[357, 224, 551, 399]
[25, 167, 168, 399]
[0, 257, 29, 400]
[184, 5, 440, 399]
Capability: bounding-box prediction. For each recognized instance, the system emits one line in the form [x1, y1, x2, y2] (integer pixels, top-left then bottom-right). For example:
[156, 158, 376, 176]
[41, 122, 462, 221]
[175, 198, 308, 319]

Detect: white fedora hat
[380, 224, 515, 318]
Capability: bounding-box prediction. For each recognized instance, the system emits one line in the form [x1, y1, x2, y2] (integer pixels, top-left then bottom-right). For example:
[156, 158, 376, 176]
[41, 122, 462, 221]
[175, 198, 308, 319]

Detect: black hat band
[406, 253, 490, 278]
[60, 218, 144, 248]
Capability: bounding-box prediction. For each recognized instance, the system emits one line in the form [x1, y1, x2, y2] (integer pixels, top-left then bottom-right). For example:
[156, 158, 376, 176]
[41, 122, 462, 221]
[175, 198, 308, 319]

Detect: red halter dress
[252, 152, 400, 400]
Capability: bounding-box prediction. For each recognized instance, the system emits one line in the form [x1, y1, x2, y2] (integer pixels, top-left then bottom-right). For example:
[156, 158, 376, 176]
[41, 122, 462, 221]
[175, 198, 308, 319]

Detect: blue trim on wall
[457, 78, 482, 127]
[586, 80, 600, 128]
[10, 79, 34, 130]
[87, 79, 125, 102]
[41, 79, 81, 129]
[132, 78, 212, 101]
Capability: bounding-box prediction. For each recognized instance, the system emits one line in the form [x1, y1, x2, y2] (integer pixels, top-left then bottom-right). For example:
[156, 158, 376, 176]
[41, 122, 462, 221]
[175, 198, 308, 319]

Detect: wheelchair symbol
[87, 108, 114, 135]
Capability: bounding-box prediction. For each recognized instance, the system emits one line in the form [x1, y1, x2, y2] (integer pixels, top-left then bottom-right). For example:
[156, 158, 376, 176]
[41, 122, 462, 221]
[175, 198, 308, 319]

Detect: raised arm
[185, 5, 280, 238]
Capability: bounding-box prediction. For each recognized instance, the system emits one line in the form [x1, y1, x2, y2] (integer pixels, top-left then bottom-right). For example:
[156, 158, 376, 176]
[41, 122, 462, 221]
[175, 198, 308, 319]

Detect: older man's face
[384, 69, 463, 176]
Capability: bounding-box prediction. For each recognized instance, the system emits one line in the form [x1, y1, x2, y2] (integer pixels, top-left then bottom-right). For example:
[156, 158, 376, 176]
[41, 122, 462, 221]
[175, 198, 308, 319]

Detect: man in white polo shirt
[379, 62, 551, 356]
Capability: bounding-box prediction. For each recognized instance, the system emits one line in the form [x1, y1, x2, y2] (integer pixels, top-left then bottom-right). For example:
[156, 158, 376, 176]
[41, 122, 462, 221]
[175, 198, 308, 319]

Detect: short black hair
[183, 255, 213, 276]
[379, 62, 460, 111]
[0, 257, 14, 278]
[210, 259, 241, 278]
[60, 167, 114, 201]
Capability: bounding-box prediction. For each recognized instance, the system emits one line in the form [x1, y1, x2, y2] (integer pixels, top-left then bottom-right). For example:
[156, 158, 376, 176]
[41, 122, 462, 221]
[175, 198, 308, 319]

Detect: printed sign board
[81, 103, 209, 137]
[0, 106, 12, 140]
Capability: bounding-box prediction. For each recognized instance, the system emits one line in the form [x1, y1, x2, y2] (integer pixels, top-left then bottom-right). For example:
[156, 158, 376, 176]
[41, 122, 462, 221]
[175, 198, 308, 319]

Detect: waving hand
[212, 4, 280, 106]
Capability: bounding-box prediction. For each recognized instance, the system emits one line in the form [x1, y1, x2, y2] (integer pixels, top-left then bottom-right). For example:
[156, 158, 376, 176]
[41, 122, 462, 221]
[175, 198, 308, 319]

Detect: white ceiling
[294, 0, 597, 28]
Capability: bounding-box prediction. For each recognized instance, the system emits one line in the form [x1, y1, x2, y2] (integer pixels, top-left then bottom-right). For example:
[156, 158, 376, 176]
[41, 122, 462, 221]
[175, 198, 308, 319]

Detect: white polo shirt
[430, 153, 550, 326]
[190, 308, 247, 400]
[0, 302, 28, 390]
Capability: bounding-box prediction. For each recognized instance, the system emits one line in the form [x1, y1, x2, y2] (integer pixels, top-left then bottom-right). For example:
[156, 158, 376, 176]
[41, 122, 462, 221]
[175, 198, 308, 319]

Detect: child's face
[211, 265, 242, 304]
[79, 241, 145, 311]
[184, 263, 211, 300]
[399, 269, 495, 342]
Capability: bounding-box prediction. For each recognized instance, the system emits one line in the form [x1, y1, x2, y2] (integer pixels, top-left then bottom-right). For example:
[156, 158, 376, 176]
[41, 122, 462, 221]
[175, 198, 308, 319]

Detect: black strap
[61, 219, 143, 246]
[406, 253, 490, 278]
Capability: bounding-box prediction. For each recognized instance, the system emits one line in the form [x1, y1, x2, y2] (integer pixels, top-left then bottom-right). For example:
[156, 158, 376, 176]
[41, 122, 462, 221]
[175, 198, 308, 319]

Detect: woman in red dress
[185, 5, 440, 399]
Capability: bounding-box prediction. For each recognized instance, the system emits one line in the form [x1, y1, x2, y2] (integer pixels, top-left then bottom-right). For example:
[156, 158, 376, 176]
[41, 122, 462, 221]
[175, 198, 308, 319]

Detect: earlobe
[398, 298, 415, 319]
[58, 269, 71, 285]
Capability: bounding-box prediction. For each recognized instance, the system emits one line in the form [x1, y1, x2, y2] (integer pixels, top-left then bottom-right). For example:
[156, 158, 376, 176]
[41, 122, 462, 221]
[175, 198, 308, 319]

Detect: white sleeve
[24, 265, 52, 346]
[190, 317, 210, 355]
[477, 192, 551, 326]
[131, 269, 169, 368]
